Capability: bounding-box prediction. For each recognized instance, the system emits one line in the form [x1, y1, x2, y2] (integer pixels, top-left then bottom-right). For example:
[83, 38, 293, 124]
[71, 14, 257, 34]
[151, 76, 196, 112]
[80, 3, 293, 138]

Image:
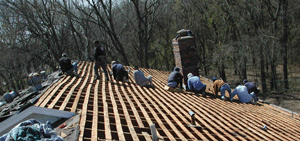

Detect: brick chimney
[172, 29, 199, 85]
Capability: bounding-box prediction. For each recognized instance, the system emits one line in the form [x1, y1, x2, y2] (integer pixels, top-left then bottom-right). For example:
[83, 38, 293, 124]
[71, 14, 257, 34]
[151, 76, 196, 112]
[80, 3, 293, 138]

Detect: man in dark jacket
[59, 53, 78, 76]
[111, 61, 129, 82]
[94, 40, 109, 81]
[243, 79, 260, 101]
[167, 67, 183, 89]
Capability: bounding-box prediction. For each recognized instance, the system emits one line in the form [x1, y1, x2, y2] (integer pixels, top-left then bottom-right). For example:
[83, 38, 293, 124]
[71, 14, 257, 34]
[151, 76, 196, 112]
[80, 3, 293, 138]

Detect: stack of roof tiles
[35, 61, 300, 141]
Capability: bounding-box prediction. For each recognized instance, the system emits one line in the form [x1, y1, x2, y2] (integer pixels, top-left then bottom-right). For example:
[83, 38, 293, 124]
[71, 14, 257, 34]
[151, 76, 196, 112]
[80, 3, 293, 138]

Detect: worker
[243, 79, 260, 101]
[59, 53, 78, 76]
[186, 73, 206, 97]
[167, 67, 183, 89]
[133, 66, 154, 88]
[212, 77, 231, 100]
[94, 40, 109, 81]
[111, 61, 130, 83]
[230, 85, 257, 104]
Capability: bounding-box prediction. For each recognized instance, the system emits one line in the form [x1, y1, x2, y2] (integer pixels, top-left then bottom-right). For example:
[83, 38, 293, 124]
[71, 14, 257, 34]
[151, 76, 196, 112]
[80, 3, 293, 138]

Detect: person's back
[133, 70, 147, 85]
[244, 81, 259, 94]
[112, 64, 125, 76]
[188, 76, 205, 91]
[212, 79, 226, 94]
[187, 73, 206, 97]
[93, 41, 109, 80]
[230, 85, 254, 103]
[59, 53, 78, 76]
[167, 67, 183, 89]
[59, 56, 73, 73]
[111, 61, 129, 82]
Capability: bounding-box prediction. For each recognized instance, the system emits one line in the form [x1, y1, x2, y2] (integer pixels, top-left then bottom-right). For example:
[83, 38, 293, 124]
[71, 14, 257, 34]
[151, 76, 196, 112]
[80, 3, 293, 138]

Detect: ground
[263, 92, 300, 113]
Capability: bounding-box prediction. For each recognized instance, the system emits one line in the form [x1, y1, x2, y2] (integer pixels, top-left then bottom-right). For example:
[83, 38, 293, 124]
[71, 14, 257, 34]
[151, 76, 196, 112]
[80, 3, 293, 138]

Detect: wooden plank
[36, 61, 85, 107]
[132, 85, 177, 140]
[78, 69, 94, 141]
[144, 84, 211, 140]
[140, 87, 196, 140]
[103, 80, 111, 139]
[107, 78, 125, 141]
[47, 77, 77, 109]
[120, 84, 144, 128]
[39, 76, 72, 108]
[34, 77, 65, 106]
[144, 67, 296, 140]
[59, 78, 81, 111]
[71, 62, 92, 112]
[116, 82, 139, 140]
[142, 68, 228, 140]
[91, 79, 99, 141]
[59, 62, 88, 111]
[142, 132, 152, 141]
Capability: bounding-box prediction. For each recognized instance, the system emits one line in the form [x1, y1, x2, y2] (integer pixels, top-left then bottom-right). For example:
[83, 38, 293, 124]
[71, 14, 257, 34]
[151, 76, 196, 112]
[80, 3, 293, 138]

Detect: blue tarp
[0, 119, 63, 141]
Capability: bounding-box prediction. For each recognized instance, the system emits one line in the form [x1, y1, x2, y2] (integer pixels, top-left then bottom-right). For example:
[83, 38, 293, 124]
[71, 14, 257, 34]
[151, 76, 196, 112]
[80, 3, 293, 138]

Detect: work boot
[195, 91, 199, 97]
[202, 92, 207, 98]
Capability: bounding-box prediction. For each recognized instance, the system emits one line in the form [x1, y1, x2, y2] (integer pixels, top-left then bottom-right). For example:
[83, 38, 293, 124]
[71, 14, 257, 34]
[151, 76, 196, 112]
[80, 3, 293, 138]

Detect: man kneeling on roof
[59, 53, 78, 77]
[230, 85, 257, 105]
[186, 73, 207, 97]
[167, 67, 183, 89]
[212, 77, 231, 100]
[111, 61, 130, 83]
[243, 79, 260, 101]
[133, 66, 154, 88]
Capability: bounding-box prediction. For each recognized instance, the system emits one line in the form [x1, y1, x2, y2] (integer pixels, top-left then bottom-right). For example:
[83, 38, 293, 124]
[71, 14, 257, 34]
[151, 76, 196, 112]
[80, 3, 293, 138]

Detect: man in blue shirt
[230, 85, 257, 104]
[111, 61, 129, 83]
[186, 73, 207, 97]
[133, 66, 153, 88]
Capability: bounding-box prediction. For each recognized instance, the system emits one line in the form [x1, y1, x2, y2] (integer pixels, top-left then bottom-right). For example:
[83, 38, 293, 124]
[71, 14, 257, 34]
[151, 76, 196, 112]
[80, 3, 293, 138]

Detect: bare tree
[128, 0, 160, 68]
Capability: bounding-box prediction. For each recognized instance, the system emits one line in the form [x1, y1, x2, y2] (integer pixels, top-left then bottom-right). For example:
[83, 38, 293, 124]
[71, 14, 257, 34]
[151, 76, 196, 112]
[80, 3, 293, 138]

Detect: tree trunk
[281, 0, 289, 90]
[219, 64, 227, 82]
[270, 61, 277, 90]
[260, 49, 267, 94]
[242, 57, 247, 80]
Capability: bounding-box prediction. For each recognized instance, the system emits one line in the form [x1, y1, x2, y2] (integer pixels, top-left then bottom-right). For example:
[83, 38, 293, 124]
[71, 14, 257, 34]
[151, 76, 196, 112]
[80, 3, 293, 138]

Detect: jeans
[140, 75, 153, 87]
[66, 62, 78, 75]
[220, 84, 231, 97]
[167, 82, 177, 88]
[195, 85, 206, 94]
[250, 92, 257, 104]
[94, 56, 109, 80]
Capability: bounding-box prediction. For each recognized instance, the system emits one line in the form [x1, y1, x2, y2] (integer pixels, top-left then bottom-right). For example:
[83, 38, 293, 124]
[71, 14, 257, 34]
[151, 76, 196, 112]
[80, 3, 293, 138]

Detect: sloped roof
[35, 61, 300, 141]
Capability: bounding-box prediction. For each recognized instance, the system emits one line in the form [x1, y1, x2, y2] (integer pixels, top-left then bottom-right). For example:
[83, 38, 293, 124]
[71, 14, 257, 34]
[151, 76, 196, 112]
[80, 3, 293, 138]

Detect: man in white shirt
[133, 66, 153, 88]
[230, 85, 257, 104]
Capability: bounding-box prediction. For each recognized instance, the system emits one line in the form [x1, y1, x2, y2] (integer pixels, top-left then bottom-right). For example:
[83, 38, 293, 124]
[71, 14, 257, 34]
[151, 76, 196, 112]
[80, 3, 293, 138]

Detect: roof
[34, 61, 300, 141]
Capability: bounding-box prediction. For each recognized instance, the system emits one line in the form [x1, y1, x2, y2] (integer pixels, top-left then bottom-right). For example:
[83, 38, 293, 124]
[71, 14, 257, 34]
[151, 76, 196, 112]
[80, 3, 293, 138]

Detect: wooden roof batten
[34, 61, 300, 141]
